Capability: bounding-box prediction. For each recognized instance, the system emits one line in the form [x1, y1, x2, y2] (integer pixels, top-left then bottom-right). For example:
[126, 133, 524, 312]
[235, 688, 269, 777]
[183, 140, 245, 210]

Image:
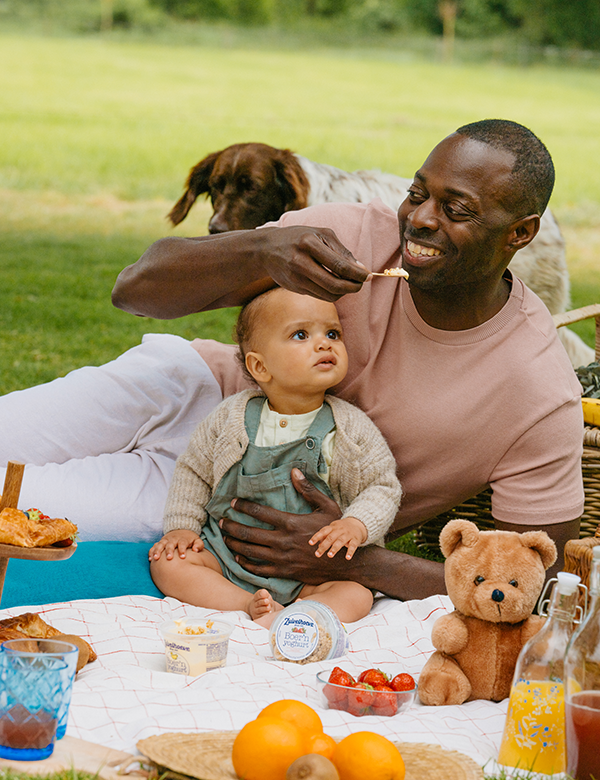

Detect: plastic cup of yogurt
[159, 617, 234, 676]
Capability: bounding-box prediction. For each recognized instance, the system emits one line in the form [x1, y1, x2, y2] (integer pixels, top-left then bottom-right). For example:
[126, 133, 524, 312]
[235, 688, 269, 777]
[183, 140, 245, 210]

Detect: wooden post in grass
[100, 0, 114, 32]
[439, 0, 458, 63]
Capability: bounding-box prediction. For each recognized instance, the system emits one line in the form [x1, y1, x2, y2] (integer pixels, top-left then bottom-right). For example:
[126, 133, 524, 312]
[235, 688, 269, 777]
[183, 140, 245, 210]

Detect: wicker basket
[564, 524, 600, 602]
[415, 303, 600, 556]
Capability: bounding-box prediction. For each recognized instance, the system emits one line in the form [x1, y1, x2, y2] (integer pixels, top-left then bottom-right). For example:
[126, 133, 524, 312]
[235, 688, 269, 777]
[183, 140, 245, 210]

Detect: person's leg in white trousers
[0, 334, 223, 542]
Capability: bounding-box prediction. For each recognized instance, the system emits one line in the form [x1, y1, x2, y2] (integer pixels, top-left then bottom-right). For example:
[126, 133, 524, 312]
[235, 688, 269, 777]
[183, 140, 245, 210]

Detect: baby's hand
[149, 529, 203, 561]
[308, 516, 368, 560]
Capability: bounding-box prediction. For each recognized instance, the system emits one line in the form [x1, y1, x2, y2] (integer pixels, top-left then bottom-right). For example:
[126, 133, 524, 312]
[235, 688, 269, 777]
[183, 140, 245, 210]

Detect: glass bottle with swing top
[497, 571, 584, 776]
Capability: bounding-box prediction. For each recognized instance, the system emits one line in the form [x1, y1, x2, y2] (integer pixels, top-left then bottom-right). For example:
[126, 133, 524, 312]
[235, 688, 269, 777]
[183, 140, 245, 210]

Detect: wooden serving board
[0, 541, 77, 561]
[0, 736, 140, 780]
[0, 460, 78, 602]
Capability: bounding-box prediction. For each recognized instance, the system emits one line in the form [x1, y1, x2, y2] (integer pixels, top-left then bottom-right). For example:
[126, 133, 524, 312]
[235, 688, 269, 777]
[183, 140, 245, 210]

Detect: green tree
[508, 0, 600, 49]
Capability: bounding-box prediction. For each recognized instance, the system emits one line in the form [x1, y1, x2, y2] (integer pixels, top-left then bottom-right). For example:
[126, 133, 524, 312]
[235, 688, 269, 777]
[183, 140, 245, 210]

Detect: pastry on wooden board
[0, 612, 96, 670]
[0, 505, 78, 547]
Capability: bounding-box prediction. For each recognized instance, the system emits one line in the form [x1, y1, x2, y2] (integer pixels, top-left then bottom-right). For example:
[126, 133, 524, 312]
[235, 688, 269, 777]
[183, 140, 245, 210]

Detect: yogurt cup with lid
[268, 600, 349, 664]
[159, 617, 234, 676]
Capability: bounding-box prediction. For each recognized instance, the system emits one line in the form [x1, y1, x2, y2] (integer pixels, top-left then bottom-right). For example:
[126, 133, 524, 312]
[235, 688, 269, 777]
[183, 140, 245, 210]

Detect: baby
[150, 287, 402, 627]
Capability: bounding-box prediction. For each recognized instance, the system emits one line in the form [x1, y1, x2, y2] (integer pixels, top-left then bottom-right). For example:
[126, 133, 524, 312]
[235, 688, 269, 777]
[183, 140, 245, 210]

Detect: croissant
[0, 612, 96, 669]
[0, 507, 77, 547]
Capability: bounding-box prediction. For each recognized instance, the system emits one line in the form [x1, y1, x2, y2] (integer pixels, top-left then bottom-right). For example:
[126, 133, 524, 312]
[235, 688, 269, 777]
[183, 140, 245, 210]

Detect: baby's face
[249, 289, 348, 396]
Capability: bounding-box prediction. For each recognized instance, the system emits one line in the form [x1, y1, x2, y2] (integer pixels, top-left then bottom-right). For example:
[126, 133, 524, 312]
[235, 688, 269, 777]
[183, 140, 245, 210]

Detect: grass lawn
[1, 31, 596, 778]
[1, 32, 600, 397]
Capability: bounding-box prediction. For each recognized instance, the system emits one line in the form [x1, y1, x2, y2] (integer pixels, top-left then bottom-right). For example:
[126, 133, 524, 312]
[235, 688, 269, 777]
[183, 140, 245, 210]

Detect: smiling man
[35, 119, 580, 600]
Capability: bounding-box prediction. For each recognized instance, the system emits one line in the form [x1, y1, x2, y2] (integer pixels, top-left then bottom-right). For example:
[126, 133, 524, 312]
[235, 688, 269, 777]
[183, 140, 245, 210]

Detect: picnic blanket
[0, 593, 508, 774]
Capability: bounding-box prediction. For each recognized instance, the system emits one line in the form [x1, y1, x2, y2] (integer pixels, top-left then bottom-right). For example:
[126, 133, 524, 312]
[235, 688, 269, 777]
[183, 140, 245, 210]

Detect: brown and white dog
[168, 142, 592, 368]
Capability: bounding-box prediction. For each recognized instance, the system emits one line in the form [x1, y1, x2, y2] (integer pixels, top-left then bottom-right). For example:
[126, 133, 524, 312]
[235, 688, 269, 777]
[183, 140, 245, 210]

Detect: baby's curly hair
[233, 287, 281, 383]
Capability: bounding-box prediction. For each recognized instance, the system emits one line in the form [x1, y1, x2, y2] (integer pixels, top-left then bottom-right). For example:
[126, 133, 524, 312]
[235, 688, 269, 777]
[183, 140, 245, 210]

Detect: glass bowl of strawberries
[316, 664, 417, 717]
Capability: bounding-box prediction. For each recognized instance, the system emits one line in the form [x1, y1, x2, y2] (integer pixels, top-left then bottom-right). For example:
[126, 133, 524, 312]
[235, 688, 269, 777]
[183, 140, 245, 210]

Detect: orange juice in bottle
[498, 571, 582, 775]
[498, 679, 565, 774]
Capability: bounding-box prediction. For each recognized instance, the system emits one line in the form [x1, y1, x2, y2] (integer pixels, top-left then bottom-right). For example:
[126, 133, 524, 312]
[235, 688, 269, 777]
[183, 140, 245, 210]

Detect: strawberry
[328, 666, 356, 687]
[370, 684, 398, 717]
[324, 682, 347, 710]
[390, 672, 416, 692]
[357, 668, 389, 687]
[346, 682, 375, 717]
[325, 666, 356, 710]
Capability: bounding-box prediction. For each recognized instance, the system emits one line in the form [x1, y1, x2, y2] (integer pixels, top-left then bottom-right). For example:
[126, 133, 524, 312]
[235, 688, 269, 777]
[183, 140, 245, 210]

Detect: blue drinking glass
[1, 639, 78, 744]
[0, 651, 69, 760]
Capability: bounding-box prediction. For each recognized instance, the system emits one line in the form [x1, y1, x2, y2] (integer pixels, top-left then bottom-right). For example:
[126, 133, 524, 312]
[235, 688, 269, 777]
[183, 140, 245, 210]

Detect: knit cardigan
[163, 389, 402, 546]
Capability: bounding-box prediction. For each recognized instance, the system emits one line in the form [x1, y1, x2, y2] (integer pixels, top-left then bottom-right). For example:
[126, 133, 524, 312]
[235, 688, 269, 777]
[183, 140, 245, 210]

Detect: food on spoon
[371, 266, 409, 278]
[383, 266, 408, 277]
[0, 505, 77, 548]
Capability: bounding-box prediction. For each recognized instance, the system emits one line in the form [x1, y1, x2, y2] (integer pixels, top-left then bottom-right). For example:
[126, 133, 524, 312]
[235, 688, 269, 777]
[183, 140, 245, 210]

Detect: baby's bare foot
[248, 589, 283, 628]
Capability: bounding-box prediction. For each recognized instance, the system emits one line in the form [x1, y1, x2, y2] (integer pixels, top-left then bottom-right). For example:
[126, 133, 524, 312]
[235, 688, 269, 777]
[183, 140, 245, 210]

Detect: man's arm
[111, 225, 368, 319]
[220, 469, 446, 601]
[494, 517, 580, 582]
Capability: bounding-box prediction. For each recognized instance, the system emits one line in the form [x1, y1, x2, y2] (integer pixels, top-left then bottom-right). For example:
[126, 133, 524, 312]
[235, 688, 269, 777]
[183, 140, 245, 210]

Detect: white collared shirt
[254, 399, 335, 483]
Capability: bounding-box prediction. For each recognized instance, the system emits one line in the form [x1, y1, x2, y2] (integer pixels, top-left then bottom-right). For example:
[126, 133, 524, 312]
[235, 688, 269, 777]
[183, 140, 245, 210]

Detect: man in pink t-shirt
[112, 119, 584, 599]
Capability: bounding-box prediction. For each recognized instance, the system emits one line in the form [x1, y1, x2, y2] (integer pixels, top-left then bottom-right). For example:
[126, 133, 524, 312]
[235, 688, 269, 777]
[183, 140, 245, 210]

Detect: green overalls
[201, 396, 336, 605]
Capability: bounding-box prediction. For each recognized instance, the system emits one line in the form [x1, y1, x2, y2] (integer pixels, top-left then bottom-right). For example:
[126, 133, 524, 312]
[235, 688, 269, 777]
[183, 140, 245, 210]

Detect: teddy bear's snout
[492, 589, 505, 603]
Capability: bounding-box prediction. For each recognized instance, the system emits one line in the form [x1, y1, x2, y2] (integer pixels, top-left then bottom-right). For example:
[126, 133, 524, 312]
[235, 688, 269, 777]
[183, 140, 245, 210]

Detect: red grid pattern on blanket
[1, 595, 505, 768]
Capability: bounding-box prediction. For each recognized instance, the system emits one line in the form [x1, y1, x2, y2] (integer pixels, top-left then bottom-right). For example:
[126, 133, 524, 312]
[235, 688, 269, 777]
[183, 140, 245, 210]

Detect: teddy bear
[418, 518, 557, 706]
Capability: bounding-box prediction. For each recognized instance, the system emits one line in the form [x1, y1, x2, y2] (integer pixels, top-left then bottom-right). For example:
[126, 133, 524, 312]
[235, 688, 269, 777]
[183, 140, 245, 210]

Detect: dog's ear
[273, 150, 310, 213]
[168, 151, 221, 226]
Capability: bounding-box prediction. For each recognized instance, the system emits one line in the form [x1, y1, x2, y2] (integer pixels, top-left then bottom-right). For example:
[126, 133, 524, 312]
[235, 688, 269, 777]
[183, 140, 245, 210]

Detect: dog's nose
[208, 221, 230, 234]
[492, 589, 505, 603]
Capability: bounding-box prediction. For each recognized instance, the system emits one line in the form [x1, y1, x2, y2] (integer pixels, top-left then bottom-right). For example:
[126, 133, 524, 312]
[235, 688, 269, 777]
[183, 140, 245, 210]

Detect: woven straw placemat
[137, 731, 484, 780]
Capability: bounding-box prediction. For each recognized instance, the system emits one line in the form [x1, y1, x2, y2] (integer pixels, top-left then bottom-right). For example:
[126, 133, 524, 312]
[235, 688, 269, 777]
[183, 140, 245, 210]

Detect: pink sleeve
[490, 396, 584, 525]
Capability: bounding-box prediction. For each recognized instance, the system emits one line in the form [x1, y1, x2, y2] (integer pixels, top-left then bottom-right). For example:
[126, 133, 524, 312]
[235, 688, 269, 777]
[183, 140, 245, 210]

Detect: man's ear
[245, 352, 272, 385]
[507, 214, 540, 252]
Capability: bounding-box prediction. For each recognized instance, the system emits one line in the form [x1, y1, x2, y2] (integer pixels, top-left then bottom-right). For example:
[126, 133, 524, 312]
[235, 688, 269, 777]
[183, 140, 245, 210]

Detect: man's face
[397, 134, 518, 292]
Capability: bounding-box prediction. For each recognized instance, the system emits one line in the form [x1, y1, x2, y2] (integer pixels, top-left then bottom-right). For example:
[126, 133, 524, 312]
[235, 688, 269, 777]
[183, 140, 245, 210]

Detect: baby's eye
[326, 329, 341, 340]
[474, 576, 485, 586]
[292, 330, 308, 340]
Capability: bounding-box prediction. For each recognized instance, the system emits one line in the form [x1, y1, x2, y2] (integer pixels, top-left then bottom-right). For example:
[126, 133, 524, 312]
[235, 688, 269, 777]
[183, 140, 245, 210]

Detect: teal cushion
[0, 541, 163, 608]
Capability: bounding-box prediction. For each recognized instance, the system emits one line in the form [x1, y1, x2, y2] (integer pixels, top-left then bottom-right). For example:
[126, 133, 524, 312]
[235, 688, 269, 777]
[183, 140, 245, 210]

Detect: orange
[258, 699, 323, 738]
[305, 731, 337, 759]
[332, 731, 405, 780]
[232, 716, 306, 780]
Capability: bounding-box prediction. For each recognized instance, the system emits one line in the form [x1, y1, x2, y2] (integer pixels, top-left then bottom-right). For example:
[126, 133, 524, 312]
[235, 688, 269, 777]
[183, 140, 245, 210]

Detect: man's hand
[221, 467, 447, 600]
[257, 226, 369, 303]
[113, 224, 369, 319]
[220, 468, 360, 584]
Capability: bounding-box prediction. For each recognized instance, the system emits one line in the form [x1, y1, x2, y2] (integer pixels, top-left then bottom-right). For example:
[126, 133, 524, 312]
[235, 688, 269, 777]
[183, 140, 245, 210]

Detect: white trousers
[0, 334, 223, 542]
